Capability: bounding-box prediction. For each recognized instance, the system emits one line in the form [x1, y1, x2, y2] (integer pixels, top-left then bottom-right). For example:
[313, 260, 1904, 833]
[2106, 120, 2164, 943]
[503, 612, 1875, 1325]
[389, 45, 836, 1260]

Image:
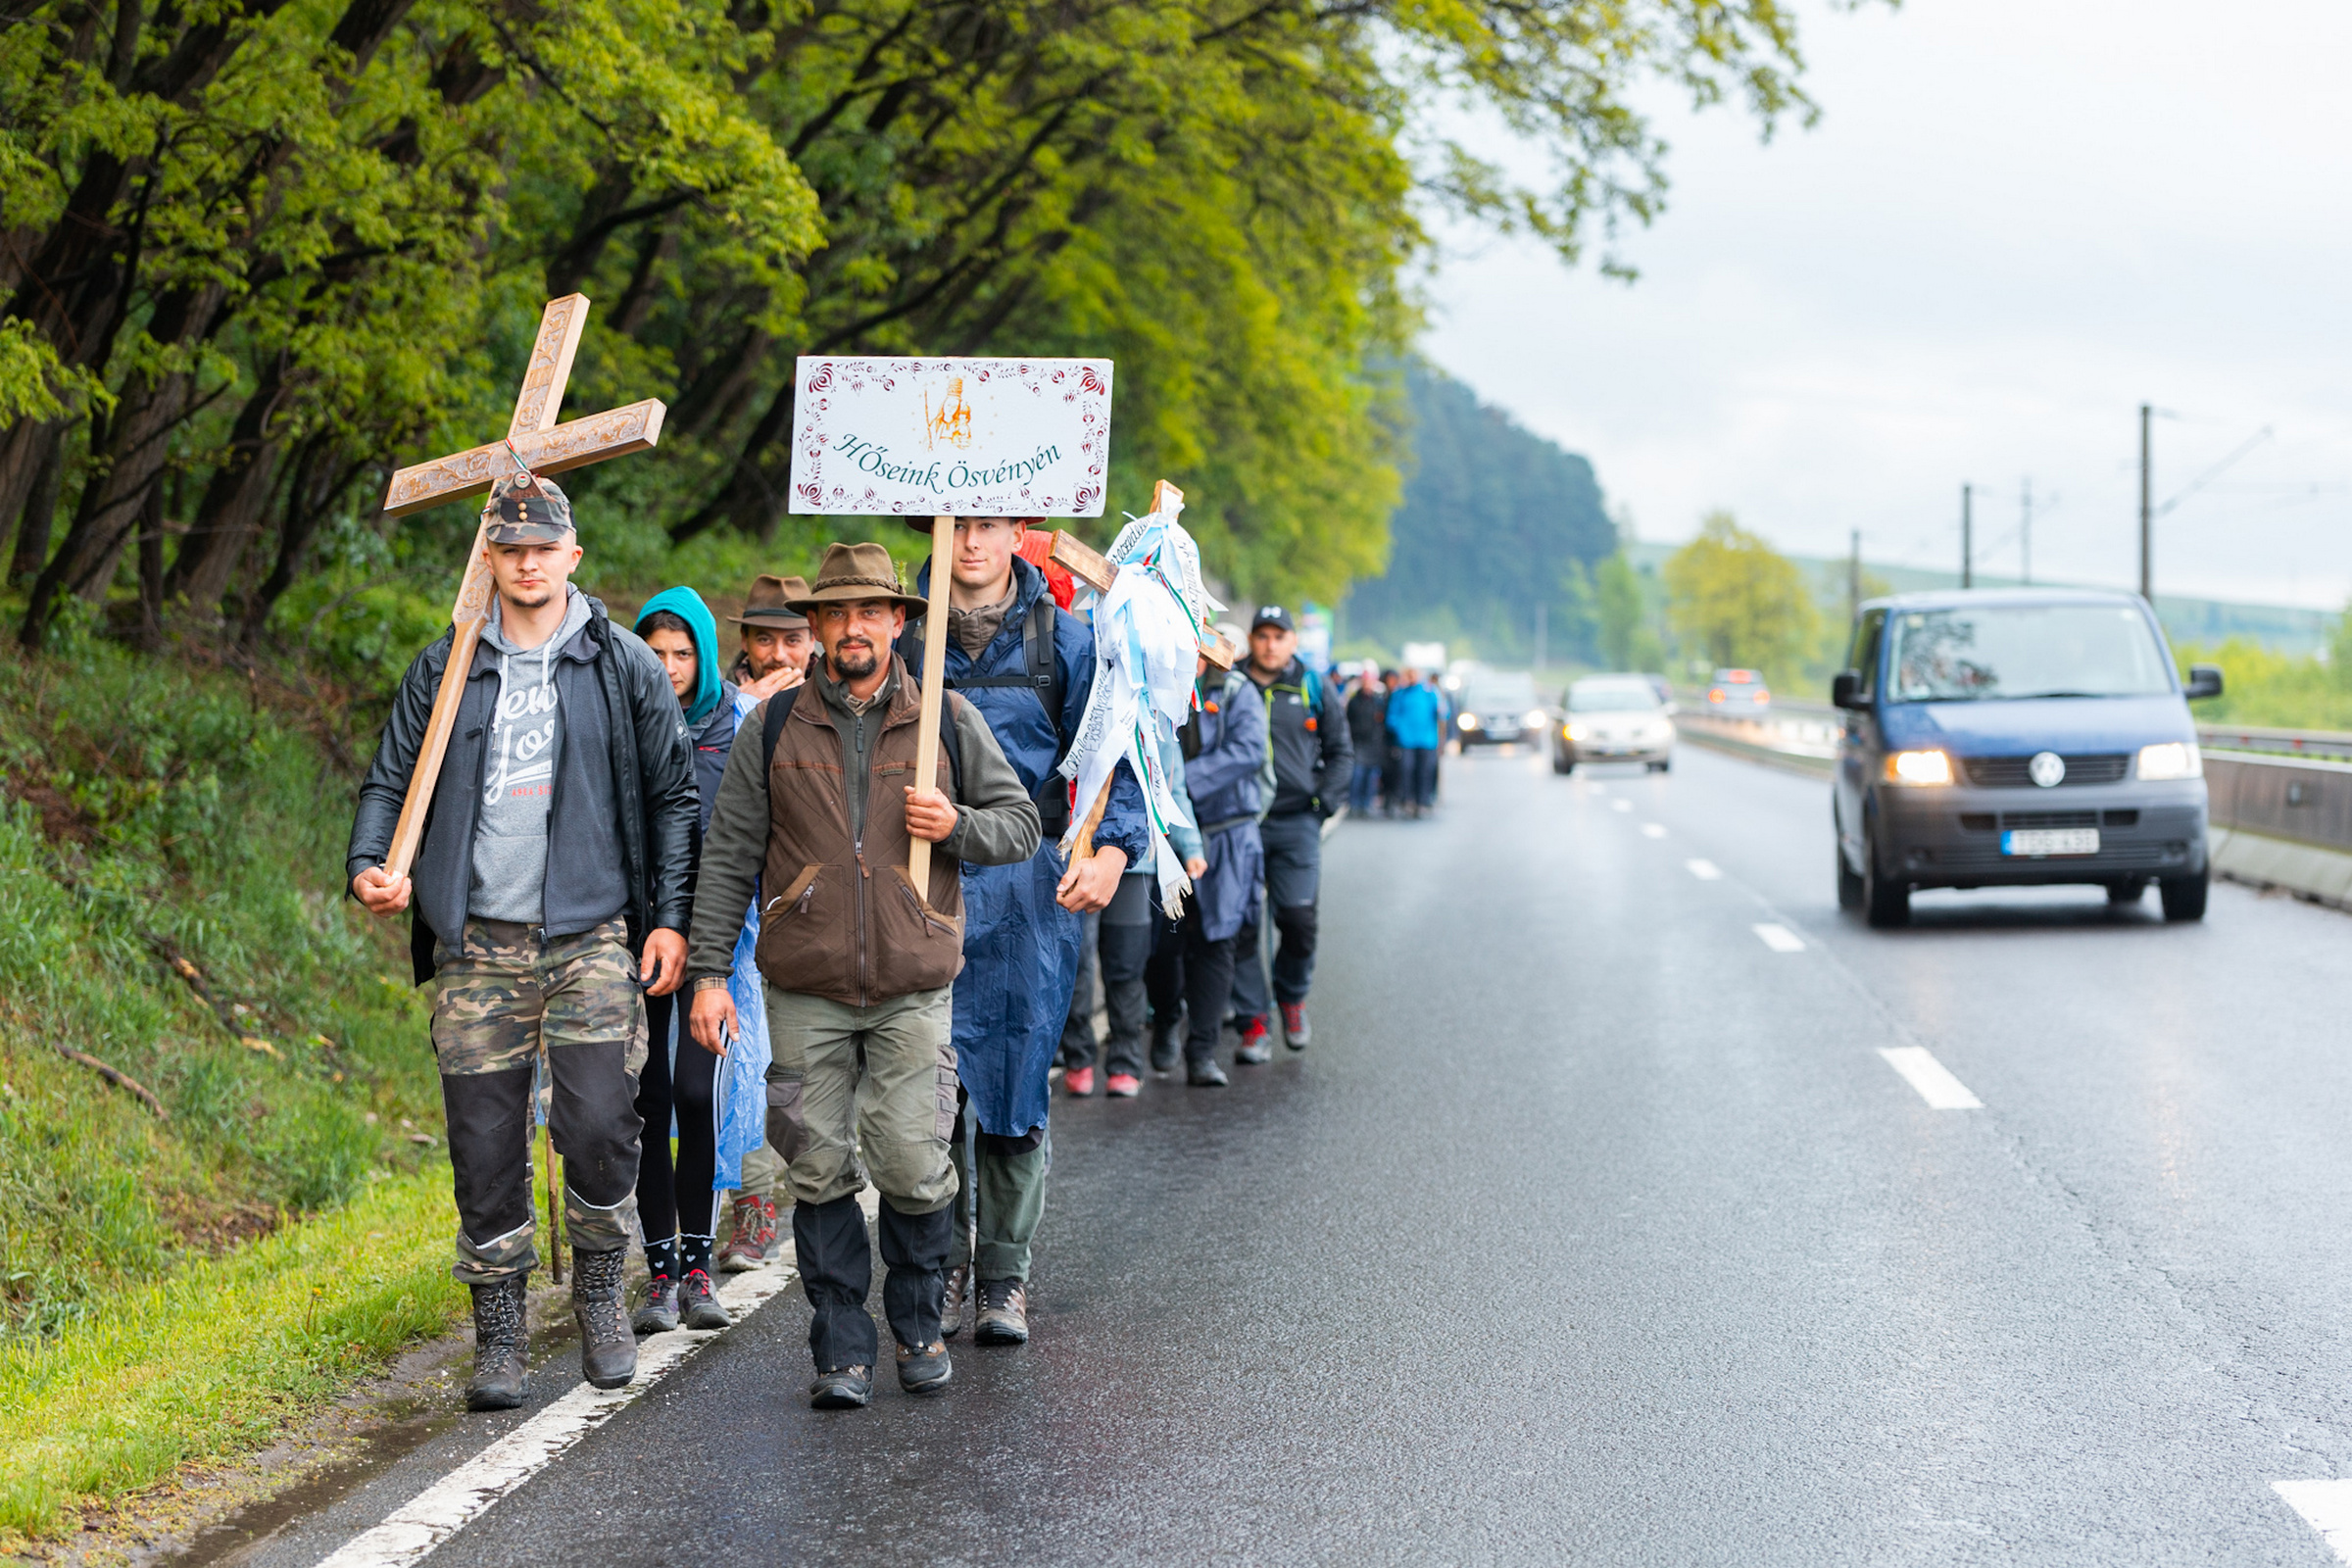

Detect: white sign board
[788, 356, 1112, 517]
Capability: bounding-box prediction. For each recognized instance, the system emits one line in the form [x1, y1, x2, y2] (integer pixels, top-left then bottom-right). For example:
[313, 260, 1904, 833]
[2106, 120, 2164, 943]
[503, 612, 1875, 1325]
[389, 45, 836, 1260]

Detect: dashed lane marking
[1611, 798, 1634, 812]
[1751, 922, 1805, 953]
[1686, 859, 1722, 881]
[1878, 1047, 1984, 1110]
[1641, 823, 1666, 838]
[2275, 1481, 2352, 1563]
[314, 1188, 872, 1568]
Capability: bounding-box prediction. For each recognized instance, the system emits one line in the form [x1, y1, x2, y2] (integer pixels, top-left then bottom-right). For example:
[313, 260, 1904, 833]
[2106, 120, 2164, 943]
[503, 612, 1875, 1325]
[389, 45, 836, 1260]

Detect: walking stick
[538, 1035, 565, 1285]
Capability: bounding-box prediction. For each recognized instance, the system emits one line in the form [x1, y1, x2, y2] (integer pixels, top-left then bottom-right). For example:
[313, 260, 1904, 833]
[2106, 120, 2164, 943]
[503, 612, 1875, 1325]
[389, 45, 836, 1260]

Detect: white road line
[313, 1198, 841, 1568]
[1751, 922, 1805, 953]
[1686, 858, 1722, 880]
[1641, 823, 1666, 838]
[1878, 1047, 1984, 1110]
[2275, 1481, 2352, 1562]
[1611, 798, 1634, 812]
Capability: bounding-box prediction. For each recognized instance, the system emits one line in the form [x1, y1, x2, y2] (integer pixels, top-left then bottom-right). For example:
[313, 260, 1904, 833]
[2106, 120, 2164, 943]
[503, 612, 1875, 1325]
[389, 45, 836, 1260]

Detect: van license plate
[2003, 828, 2098, 857]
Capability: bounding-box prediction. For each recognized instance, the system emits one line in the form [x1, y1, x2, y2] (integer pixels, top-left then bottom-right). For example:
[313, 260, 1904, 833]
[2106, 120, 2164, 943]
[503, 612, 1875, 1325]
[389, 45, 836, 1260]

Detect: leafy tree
[1594, 550, 1664, 672]
[0, 0, 1834, 653]
[1662, 511, 1819, 681]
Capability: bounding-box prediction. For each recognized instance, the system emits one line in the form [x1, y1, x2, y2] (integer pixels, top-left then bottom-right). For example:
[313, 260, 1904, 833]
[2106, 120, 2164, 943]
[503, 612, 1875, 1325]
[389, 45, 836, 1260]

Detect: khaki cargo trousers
[762, 986, 958, 1214]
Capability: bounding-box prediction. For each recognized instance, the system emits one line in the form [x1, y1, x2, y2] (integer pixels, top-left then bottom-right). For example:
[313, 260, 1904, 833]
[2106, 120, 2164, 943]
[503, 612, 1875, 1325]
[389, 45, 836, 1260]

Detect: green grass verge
[0, 1167, 463, 1543]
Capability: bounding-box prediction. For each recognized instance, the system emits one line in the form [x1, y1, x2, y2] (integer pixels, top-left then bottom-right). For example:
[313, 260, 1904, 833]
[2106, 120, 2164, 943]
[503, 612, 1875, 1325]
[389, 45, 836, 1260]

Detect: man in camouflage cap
[347, 468, 700, 1411]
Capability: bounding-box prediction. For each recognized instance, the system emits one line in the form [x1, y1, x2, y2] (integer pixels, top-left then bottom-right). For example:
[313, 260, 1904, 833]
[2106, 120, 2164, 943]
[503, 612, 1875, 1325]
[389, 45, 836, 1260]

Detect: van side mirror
[1831, 670, 1863, 710]
[2183, 663, 2224, 701]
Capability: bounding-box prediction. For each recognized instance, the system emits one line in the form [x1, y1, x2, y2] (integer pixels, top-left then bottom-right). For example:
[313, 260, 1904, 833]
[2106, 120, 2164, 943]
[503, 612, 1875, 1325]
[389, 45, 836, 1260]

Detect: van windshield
[1887, 605, 2174, 703]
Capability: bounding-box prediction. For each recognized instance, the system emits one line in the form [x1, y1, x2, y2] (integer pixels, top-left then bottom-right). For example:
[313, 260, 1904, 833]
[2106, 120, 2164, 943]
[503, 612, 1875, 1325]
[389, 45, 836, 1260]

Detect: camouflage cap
[482, 470, 575, 544]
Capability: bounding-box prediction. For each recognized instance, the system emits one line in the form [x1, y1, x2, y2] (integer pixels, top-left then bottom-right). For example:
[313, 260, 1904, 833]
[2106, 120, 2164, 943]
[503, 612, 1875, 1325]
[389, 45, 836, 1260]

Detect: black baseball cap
[482, 471, 574, 544]
[1251, 604, 1295, 633]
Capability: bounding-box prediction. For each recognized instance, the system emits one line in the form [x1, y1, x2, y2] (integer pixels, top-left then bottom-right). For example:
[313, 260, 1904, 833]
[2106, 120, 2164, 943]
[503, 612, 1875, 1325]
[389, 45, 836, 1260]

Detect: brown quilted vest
[754, 661, 966, 1004]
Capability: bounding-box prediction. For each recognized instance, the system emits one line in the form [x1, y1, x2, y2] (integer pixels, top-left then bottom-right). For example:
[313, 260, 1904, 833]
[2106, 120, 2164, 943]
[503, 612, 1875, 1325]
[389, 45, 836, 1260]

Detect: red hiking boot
[1104, 1072, 1141, 1098]
[1235, 1016, 1273, 1064]
[1064, 1065, 1096, 1097]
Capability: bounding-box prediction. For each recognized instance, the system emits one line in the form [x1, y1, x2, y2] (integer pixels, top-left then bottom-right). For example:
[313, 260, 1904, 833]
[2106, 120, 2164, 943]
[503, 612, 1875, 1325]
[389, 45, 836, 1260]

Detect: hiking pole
[538, 1034, 565, 1285]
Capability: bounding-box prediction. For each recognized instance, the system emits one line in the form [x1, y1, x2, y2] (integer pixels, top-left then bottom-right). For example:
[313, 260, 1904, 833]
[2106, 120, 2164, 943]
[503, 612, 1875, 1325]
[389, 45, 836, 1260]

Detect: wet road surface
[226, 743, 2352, 1565]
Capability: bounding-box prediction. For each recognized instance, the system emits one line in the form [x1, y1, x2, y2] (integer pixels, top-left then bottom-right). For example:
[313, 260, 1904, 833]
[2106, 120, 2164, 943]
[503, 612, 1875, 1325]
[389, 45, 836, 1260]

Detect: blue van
[1831, 589, 2223, 926]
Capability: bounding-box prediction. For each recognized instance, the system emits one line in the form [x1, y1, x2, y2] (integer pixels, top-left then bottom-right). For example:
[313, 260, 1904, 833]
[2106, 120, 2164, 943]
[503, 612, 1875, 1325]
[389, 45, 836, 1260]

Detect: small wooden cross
[376, 293, 666, 878]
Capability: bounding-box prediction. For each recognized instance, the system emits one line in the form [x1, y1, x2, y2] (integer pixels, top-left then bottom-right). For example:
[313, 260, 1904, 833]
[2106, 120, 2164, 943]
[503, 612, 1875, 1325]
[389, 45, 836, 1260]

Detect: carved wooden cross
[377, 293, 667, 878]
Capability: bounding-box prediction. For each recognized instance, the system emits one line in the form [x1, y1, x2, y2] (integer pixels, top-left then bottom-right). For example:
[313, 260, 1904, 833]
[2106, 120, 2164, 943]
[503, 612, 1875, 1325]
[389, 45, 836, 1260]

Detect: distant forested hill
[1341, 360, 1614, 662]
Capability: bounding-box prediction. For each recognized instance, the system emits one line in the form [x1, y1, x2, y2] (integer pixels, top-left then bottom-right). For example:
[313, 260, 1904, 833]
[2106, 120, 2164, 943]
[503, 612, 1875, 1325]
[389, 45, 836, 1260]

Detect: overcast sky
[1419, 0, 2352, 609]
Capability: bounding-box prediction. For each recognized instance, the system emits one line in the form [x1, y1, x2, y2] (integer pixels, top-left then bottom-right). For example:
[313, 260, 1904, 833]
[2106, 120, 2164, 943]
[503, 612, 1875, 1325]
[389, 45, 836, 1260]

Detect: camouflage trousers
[431, 917, 649, 1284]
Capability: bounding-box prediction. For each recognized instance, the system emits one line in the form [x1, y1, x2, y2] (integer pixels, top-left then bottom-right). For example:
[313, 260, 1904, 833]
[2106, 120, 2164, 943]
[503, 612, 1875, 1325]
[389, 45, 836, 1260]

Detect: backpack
[934, 595, 1062, 725]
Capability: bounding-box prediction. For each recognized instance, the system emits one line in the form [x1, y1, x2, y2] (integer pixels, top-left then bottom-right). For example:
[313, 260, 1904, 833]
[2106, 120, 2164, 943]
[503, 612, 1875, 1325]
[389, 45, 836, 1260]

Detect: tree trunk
[6, 422, 65, 585]
[165, 364, 289, 615]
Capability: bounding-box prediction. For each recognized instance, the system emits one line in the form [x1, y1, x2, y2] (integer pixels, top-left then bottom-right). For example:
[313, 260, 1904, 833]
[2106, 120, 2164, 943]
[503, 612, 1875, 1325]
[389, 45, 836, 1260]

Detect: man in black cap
[1228, 604, 1349, 1060]
[346, 468, 699, 1412]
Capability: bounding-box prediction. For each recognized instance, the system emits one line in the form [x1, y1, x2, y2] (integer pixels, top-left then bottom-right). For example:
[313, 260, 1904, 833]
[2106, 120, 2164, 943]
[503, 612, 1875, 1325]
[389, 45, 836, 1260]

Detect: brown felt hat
[787, 542, 928, 612]
[737, 574, 809, 629]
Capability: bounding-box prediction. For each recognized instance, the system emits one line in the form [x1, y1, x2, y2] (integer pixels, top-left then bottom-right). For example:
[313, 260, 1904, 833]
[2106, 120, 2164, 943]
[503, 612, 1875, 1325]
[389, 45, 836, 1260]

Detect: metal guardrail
[1671, 690, 2352, 856]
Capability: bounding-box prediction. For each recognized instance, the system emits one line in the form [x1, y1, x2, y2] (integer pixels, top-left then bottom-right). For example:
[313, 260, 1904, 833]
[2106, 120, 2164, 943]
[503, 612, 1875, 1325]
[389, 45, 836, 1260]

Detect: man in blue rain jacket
[899, 517, 1148, 1348]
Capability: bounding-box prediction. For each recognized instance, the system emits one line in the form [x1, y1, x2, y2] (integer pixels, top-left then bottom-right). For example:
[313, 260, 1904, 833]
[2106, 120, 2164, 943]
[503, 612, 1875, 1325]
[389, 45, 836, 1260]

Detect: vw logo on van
[2029, 751, 2067, 788]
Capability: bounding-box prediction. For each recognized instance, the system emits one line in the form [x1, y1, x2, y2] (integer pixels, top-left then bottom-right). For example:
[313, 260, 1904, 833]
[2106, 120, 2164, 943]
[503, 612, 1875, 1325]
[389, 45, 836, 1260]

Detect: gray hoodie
[469, 588, 594, 923]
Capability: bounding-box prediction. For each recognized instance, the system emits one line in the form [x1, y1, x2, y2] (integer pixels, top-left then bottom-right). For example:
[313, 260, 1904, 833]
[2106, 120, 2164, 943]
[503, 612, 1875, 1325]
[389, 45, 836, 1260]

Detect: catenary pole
[2021, 478, 2034, 585]
[2138, 402, 2153, 601]
[1961, 483, 1973, 590]
[1847, 529, 1860, 622]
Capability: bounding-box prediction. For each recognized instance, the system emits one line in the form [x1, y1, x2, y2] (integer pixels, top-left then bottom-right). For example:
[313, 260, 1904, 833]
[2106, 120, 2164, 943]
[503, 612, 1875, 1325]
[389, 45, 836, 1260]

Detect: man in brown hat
[730, 573, 813, 701]
[686, 541, 1042, 1410]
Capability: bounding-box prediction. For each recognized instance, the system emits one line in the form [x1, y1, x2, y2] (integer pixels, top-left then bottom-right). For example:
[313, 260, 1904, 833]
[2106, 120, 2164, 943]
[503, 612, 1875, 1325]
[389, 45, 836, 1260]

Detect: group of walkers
[1342, 663, 1448, 818]
[345, 474, 1353, 1416]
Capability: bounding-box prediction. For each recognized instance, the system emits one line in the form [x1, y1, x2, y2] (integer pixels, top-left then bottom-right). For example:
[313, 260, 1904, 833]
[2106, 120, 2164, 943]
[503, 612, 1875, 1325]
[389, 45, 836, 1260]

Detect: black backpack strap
[760, 685, 800, 772]
[936, 596, 1060, 724]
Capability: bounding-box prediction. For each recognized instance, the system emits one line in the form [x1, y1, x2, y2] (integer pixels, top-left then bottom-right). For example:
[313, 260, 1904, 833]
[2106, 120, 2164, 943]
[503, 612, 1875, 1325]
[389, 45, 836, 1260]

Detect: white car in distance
[1555, 676, 1676, 774]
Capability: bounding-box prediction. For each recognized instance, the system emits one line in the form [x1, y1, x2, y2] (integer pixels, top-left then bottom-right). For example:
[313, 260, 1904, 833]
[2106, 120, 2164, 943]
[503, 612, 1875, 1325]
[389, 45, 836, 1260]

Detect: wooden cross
[376, 293, 667, 879]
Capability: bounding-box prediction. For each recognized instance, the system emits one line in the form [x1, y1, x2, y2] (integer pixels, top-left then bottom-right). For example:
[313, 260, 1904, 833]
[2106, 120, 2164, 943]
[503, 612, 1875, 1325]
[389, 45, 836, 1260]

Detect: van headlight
[1525, 710, 1548, 729]
[1567, 722, 1588, 742]
[1885, 749, 1953, 786]
[1457, 712, 1479, 731]
[2136, 741, 2202, 781]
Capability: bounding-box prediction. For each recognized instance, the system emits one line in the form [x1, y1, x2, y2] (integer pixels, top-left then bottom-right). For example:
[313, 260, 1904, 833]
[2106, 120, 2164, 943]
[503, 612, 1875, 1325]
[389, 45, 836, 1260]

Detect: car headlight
[1567, 722, 1588, 742]
[1525, 710, 1547, 728]
[1885, 749, 1953, 785]
[2136, 741, 2202, 780]
[1458, 712, 1479, 731]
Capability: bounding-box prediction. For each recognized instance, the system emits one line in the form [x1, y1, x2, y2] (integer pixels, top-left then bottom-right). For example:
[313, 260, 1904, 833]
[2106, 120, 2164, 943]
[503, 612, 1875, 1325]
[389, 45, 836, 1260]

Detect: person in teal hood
[630, 586, 744, 1334]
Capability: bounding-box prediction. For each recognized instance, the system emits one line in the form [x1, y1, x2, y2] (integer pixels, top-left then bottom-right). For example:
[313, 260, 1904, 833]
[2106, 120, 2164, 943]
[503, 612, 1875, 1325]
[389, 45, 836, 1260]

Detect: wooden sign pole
[377, 294, 665, 879]
[906, 513, 956, 892]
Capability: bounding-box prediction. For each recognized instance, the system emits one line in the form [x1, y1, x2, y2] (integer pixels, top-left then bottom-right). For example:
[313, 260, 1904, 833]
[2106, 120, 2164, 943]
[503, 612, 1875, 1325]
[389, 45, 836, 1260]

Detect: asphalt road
[221, 741, 2352, 1566]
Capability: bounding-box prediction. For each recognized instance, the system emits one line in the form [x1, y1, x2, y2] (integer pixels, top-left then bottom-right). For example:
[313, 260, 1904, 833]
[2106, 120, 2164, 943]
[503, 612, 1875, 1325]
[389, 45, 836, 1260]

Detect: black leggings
[634, 991, 720, 1244]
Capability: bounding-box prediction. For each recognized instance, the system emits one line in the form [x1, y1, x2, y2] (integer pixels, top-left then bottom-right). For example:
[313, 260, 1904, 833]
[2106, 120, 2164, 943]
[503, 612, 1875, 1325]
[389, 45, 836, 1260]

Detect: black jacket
[346, 596, 700, 983]
[1345, 686, 1387, 763]
[1249, 657, 1352, 817]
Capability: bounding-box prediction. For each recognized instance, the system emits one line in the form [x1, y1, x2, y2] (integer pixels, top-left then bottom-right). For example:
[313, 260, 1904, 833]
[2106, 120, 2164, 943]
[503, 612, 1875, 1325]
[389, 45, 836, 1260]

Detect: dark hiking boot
[678, 1268, 732, 1330]
[897, 1340, 953, 1395]
[973, 1278, 1030, 1345]
[1235, 1016, 1273, 1064]
[632, 1271, 679, 1336]
[571, 1248, 638, 1390]
[465, 1273, 528, 1412]
[1188, 1057, 1229, 1087]
[942, 1265, 970, 1340]
[1149, 1022, 1181, 1074]
[716, 1195, 775, 1272]
[810, 1366, 873, 1409]
[1281, 1003, 1311, 1051]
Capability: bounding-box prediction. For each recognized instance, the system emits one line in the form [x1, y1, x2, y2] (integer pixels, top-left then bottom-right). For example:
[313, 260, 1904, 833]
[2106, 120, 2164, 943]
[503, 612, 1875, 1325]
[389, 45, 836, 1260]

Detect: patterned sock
[679, 1234, 715, 1277]
[645, 1235, 678, 1281]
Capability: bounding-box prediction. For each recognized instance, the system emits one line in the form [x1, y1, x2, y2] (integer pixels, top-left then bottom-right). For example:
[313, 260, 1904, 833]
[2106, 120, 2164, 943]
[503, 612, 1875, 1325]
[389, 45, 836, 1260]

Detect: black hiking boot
[941, 1264, 970, 1340]
[1187, 1057, 1229, 1087]
[465, 1273, 529, 1412]
[973, 1278, 1030, 1345]
[1149, 1021, 1181, 1074]
[896, 1340, 953, 1395]
[678, 1268, 732, 1330]
[632, 1272, 678, 1336]
[571, 1248, 638, 1390]
[809, 1365, 873, 1409]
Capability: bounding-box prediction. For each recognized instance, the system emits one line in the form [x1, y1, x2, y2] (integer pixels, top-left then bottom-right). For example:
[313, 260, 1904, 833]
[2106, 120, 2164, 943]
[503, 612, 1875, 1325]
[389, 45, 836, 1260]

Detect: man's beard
[506, 584, 553, 610]
[830, 638, 879, 679]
